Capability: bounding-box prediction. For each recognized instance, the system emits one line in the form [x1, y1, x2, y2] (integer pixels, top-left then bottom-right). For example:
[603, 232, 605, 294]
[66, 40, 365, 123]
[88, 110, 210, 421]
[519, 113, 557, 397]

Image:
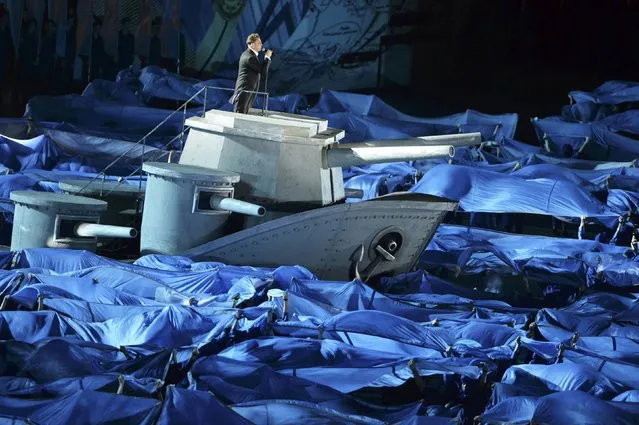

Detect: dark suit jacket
[231, 48, 270, 101]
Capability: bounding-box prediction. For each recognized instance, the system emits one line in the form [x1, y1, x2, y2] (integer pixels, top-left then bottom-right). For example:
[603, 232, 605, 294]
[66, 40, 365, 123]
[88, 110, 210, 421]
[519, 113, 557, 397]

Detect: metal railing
[70, 86, 270, 199]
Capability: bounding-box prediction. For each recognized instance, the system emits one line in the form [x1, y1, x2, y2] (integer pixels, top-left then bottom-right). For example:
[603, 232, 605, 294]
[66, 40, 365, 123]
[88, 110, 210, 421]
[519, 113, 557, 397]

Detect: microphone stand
[261, 53, 270, 117]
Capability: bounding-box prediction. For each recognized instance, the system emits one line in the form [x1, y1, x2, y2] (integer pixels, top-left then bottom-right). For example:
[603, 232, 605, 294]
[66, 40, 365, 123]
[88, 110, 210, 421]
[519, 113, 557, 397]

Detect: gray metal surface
[10, 191, 107, 211]
[202, 109, 321, 138]
[184, 116, 343, 146]
[59, 180, 144, 197]
[261, 111, 329, 133]
[182, 193, 457, 281]
[142, 162, 240, 184]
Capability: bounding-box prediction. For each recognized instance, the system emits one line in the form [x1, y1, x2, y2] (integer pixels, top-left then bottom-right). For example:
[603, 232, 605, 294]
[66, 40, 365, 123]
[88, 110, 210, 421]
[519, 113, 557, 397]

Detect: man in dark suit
[231, 33, 272, 114]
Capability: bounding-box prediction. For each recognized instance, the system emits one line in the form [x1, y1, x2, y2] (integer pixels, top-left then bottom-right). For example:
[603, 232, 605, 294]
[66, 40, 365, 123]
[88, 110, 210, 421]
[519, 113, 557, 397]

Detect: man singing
[231, 33, 272, 114]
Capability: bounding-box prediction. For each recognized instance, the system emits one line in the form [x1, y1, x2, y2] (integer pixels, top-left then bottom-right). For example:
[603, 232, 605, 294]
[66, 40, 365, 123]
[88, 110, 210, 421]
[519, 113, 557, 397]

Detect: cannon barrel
[74, 223, 138, 239]
[209, 195, 266, 217]
[350, 132, 481, 148]
[414, 132, 482, 147]
[323, 132, 482, 169]
[324, 144, 454, 169]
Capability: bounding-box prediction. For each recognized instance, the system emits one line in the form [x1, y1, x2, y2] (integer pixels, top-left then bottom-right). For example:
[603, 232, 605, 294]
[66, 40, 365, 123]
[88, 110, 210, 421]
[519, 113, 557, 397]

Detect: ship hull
[182, 193, 457, 281]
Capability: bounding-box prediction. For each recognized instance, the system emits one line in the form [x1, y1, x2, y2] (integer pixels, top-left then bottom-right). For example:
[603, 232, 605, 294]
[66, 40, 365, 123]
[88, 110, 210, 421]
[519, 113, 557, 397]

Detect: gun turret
[181, 110, 482, 212]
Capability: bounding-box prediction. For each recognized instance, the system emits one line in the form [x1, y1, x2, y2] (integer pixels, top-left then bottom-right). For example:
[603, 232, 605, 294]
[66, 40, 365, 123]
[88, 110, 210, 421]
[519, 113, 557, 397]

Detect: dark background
[1, 0, 637, 144]
[377, 0, 638, 142]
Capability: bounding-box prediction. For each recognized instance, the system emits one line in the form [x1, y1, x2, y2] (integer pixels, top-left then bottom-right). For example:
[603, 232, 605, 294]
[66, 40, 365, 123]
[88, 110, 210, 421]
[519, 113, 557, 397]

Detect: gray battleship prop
[10, 108, 481, 282]
[163, 109, 479, 281]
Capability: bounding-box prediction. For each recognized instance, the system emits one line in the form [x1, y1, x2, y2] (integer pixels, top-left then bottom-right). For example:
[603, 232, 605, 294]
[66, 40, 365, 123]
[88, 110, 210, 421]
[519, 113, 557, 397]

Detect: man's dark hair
[246, 33, 260, 45]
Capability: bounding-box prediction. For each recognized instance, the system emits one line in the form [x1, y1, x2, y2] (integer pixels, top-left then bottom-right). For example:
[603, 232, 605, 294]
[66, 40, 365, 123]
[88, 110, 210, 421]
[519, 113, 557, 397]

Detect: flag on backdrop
[161, 0, 179, 59]
[135, 0, 153, 58]
[6, 0, 24, 52]
[100, 0, 119, 57]
[48, 0, 68, 57]
[75, 0, 93, 56]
